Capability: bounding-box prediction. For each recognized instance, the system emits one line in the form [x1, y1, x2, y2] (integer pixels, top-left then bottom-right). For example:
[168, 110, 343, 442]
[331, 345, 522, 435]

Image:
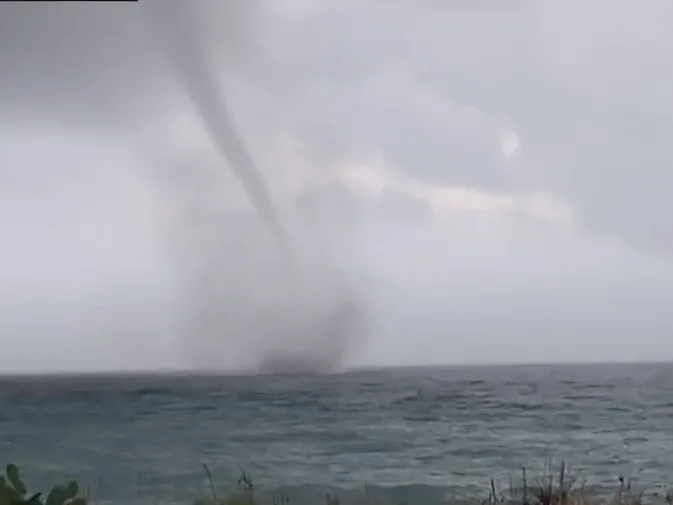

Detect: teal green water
[1, 363, 673, 505]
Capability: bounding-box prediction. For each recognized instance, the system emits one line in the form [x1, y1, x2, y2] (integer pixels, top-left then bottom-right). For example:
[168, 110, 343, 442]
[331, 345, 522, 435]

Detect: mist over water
[141, 0, 369, 373]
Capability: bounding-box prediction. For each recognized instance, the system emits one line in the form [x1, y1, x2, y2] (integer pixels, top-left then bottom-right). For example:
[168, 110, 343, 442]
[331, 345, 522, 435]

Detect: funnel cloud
[143, 0, 291, 266]
[141, 0, 368, 373]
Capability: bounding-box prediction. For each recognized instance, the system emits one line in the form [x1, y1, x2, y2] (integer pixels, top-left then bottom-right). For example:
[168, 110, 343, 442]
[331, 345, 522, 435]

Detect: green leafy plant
[0, 464, 85, 505]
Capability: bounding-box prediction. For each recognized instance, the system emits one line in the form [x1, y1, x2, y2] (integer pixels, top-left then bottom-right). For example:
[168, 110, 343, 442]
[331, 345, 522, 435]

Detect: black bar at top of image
[1, 1, 139, 3]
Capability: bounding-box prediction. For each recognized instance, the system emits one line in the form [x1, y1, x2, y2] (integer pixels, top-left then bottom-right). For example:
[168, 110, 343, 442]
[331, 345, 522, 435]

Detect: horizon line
[0, 358, 670, 379]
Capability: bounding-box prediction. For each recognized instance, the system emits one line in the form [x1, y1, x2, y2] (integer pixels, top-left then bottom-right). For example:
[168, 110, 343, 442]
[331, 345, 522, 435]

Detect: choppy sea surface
[2, 363, 673, 505]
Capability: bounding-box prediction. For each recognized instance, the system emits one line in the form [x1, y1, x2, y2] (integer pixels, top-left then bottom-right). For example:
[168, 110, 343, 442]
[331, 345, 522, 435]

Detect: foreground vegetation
[195, 462, 673, 505]
[2, 461, 673, 505]
[0, 464, 85, 505]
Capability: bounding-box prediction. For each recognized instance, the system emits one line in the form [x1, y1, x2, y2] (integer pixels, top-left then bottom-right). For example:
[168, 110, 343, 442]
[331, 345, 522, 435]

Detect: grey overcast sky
[1, 0, 673, 373]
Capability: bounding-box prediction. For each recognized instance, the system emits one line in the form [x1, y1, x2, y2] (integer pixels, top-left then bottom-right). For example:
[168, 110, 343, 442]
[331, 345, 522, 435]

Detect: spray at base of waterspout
[253, 277, 367, 375]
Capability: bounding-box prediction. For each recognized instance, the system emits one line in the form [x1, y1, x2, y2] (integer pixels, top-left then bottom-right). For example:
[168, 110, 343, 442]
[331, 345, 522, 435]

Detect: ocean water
[1, 363, 673, 505]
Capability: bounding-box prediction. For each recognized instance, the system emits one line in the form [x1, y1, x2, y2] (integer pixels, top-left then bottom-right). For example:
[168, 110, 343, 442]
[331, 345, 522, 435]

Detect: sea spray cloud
[144, 151, 371, 371]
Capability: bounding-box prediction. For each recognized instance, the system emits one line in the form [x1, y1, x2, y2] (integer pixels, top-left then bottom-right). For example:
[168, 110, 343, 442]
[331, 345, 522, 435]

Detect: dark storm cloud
[4, 0, 673, 371]
[0, 1, 261, 127]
